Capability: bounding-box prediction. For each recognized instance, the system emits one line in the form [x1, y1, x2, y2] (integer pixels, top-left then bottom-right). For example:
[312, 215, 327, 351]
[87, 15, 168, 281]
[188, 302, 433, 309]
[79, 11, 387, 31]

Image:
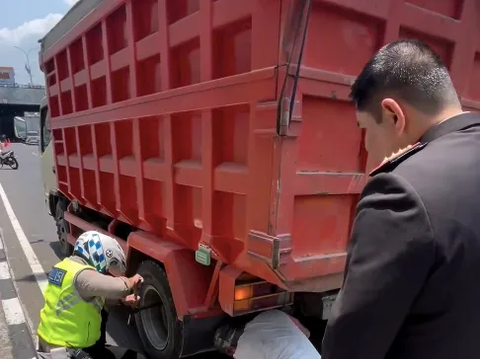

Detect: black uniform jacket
[322, 112, 480, 359]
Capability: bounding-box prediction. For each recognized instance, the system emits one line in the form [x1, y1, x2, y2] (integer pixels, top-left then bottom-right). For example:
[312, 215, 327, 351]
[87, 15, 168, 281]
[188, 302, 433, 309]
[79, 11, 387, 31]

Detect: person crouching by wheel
[37, 230, 143, 359]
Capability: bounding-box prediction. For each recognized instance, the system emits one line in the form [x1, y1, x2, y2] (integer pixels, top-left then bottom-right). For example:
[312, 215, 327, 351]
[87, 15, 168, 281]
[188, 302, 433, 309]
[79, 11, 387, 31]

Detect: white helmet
[74, 231, 127, 274]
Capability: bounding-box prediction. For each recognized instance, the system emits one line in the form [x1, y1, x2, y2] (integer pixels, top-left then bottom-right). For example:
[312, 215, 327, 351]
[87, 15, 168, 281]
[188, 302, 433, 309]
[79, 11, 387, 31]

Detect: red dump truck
[38, 0, 480, 357]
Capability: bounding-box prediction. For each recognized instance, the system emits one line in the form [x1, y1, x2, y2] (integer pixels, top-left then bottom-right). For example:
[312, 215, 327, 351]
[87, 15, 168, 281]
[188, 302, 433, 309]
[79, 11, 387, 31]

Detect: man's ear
[381, 98, 405, 135]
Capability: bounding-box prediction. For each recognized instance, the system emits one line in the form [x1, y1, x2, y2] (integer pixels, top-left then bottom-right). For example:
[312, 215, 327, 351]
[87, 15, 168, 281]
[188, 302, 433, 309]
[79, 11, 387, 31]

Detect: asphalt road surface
[0, 143, 225, 358]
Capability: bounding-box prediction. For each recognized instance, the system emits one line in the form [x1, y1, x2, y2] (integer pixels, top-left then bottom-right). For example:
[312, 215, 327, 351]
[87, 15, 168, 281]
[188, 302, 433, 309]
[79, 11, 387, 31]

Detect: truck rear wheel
[135, 260, 183, 359]
[55, 200, 73, 257]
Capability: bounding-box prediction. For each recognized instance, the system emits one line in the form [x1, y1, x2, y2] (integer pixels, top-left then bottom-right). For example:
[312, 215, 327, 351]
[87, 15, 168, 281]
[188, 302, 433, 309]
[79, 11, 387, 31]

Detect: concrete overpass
[0, 85, 44, 108]
[0, 85, 45, 140]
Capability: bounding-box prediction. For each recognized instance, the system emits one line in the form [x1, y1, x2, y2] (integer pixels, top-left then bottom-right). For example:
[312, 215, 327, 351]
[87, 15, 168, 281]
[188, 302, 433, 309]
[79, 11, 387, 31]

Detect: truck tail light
[232, 281, 294, 315]
[219, 266, 294, 316]
[233, 290, 294, 314]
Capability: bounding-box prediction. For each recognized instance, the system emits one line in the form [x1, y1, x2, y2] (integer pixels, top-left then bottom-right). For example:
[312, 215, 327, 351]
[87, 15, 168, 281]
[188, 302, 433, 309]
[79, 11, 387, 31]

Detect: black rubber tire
[7, 157, 18, 170]
[55, 200, 73, 258]
[135, 260, 183, 359]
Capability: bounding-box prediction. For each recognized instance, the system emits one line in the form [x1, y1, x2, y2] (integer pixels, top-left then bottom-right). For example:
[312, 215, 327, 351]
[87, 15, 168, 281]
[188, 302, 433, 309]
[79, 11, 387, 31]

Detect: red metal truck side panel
[258, 0, 480, 290]
[42, 0, 480, 294]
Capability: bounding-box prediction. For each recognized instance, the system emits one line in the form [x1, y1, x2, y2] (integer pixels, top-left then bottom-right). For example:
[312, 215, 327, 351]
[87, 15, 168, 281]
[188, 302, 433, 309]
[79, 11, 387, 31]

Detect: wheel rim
[56, 208, 70, 255]
[58, 214, 67, 242]
[140, 284, 169, 351]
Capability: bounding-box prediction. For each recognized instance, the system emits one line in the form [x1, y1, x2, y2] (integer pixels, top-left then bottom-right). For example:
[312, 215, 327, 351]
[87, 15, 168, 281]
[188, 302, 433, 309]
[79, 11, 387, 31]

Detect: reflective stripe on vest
[37, 258, 105, 348]
[55, 292, 103, 316]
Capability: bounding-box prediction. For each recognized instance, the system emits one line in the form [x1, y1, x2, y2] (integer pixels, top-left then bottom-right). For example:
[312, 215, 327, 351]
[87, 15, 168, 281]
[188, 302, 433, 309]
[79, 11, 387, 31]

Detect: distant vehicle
[26, 130, 39, 145]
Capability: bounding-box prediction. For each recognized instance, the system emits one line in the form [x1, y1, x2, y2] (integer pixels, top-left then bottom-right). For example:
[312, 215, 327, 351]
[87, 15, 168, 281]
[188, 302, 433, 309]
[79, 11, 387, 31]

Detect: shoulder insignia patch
[48, 267, 67, 287]
[369, 142, 427, 177]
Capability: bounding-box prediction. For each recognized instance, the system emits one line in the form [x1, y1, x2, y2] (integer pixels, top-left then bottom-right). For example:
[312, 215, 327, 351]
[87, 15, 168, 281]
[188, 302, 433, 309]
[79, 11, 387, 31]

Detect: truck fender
[46, 191, 59, 217]
[127, 231, 215, 319]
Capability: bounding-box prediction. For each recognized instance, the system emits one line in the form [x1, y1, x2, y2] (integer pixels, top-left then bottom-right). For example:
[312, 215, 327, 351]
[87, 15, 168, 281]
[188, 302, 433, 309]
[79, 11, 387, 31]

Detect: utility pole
[13, 46, 35, 86]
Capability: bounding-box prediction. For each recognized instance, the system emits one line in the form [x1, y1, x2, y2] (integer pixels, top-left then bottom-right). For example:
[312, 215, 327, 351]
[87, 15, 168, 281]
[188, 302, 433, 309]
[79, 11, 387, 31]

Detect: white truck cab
[39, 97, 57, 216]
[39, 97, 73, 257]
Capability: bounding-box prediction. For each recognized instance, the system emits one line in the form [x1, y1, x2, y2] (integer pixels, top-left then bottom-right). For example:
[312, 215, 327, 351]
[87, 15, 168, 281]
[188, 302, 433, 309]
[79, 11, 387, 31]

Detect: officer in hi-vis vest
[37, 231, 143, 359]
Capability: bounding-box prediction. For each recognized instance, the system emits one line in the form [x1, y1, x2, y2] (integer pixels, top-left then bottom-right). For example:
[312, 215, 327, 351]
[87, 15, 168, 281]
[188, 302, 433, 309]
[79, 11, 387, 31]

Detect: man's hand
[126, 274, 144, 290]
[122, 294, 141, 308]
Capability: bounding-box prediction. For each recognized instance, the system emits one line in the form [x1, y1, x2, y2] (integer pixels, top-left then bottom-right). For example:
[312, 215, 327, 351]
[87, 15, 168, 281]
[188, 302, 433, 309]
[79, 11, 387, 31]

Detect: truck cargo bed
[40, 0, 480, 292]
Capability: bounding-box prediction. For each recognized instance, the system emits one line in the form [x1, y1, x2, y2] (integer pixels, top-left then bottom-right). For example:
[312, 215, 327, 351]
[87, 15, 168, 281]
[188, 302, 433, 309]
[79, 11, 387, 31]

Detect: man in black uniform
[322, 39, 480, 359]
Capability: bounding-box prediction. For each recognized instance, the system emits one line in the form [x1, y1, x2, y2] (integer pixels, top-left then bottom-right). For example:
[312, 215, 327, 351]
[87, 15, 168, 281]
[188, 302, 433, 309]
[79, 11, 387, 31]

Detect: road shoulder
[0, 233, 37, 359]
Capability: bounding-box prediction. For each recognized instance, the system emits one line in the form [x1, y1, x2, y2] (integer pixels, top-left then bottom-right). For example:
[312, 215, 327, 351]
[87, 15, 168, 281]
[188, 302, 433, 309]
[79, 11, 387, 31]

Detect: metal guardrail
[0, 84, 45, 89]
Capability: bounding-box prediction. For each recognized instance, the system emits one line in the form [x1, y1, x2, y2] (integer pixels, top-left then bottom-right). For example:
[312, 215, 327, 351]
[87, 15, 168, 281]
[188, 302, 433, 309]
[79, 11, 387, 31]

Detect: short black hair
[350, 39, 459, 122]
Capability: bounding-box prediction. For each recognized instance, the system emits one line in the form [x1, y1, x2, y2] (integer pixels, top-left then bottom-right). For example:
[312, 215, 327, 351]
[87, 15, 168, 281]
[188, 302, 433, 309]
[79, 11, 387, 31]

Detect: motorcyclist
[37, 230, 144, 359]
[0, 135, 6, 153]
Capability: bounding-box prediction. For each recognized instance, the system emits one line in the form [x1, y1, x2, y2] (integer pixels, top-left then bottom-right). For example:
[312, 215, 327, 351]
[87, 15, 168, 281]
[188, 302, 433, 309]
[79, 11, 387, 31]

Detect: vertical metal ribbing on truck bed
[200, 0, 214, 249]
[54, 51, 72, 199]
[101, 21, 113, 105]
[61, 128, 72, 197]
[110, 120, 123, 220]
[81, 36, 93, 110]
[243, 1, 282, 267]
[74, 126, 86, 203]
[66, 44, 86, 205]
[99, 18, 122, 220]
[53, 57, 64, 116]
[125, 0, 145, 227]
[158, 0, 175, 235]
[81, 34, 102, 210]
[125, 1, 138, 99]
[66, 48, 77, 114]
[90, 124, 102, 210]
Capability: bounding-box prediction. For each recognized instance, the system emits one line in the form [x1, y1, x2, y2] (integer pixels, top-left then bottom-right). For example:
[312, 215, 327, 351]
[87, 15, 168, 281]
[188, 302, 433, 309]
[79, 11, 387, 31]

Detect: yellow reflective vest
[37, 258, 105, 348]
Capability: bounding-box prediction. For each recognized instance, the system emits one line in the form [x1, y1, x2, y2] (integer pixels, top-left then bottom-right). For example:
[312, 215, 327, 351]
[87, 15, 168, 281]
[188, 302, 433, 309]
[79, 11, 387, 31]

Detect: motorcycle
[0, 150, 18, 170]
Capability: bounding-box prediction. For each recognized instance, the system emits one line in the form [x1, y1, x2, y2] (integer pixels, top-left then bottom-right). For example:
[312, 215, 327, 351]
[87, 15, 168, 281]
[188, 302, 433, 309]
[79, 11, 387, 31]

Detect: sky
[0, 0, 79, 85]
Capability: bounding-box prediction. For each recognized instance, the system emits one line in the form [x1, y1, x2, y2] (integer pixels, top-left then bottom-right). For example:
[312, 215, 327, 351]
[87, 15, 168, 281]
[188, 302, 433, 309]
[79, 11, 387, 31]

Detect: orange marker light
[234, 286, 252, 301]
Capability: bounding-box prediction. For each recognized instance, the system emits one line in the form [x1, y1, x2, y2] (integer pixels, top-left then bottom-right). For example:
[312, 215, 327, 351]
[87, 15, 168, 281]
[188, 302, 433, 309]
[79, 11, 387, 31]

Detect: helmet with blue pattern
[73, 231, 127, 274]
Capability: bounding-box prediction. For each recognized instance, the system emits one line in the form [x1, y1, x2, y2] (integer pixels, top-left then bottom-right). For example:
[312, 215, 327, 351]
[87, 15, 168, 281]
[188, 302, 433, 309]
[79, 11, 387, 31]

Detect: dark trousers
[83, 309, 116, 359]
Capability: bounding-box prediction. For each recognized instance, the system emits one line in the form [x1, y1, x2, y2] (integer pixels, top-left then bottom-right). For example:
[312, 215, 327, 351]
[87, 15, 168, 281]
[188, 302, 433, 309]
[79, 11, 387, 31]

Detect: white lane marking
[2, 298, 26, 325]
[0, 300, 13, 359]
[0, 262, 10, 280]
[0, 184, 47, 293]
[0, 228, 37, 348]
